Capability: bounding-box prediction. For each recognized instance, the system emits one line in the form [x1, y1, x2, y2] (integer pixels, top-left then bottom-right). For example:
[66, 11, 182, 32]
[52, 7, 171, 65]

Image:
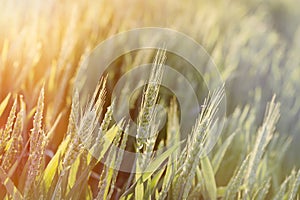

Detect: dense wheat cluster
[0, 0, 299, 199]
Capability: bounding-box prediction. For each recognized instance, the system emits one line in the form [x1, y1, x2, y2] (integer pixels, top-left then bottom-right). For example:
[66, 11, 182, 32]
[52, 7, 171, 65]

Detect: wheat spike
[224, 155, 250, 200]
[96, 122, 124, 200]
[0, 97, 18, 161]
[174, 86, 224, 198]
[273, 174, 291, 200]
[1, 96, 24, 171]
[136, 47, 166, 150]
[288, 169, 300, 200]
[24, 88, 46, 199]
[107, 123, 129, 200]
[244, 96, 280, 196]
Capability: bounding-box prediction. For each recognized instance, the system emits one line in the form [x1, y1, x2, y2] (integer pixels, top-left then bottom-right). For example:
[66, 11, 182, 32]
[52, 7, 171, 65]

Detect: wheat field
[0, 0, 299, 199]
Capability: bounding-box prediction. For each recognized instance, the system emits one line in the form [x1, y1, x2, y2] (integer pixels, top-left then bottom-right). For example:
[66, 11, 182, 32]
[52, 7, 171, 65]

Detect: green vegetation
[0, 0, 299, 199]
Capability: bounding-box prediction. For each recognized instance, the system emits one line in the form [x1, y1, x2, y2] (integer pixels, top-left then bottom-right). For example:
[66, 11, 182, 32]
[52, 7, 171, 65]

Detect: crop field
[0, 0, 299, 199]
